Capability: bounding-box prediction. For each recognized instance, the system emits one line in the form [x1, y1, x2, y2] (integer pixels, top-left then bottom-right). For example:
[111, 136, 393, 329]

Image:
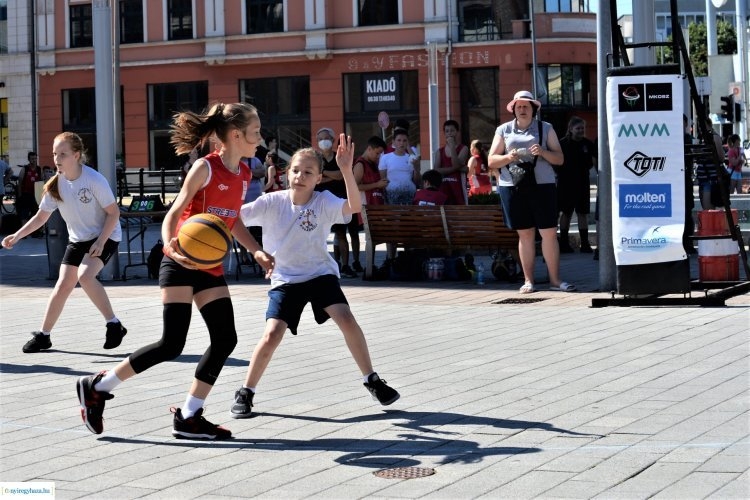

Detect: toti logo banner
[606, 75, 686, 266]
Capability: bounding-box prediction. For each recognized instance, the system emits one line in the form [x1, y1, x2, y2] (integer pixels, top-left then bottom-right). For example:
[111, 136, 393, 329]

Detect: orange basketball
[177, 213, 232, 269]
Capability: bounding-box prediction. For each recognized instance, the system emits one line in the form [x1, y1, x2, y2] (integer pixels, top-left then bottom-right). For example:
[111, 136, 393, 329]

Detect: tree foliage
[660, 19, 737, 76]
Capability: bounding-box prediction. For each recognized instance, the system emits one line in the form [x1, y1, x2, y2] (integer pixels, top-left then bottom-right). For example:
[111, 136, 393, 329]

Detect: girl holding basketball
[2, 132, 127, 353]
[229, 134, 400, 419]
[76, 102, 274, 440]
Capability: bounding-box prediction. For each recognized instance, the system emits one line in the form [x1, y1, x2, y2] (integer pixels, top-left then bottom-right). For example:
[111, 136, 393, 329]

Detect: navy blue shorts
[498, 183, 558, 230]
[62, 238, 119, 266]
[266, 274, 348, 335]
[158, 256, 227, 293]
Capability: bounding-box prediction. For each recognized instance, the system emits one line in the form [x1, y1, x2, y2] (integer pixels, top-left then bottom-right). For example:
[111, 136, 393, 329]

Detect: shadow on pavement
[259, 409, 599, 437]
[99, 433, 542, 468]
[0, 362, 92, 377]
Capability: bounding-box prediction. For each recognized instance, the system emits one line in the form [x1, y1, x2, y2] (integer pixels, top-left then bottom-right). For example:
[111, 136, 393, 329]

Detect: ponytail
[43, 174, 61, 202]
[170, 102, 258, 155]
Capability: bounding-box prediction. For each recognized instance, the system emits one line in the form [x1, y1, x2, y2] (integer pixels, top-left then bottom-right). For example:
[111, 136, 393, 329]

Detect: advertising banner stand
[593, 1, 750, 307]
[606, 65, 690, 296]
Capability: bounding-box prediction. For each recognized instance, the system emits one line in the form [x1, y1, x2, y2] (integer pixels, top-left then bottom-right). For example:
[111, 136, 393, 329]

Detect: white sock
[364, 372, 376, 383]
[93, 370, 122, 393]
[242, 386, 256, 393]
[182, 395, 205, 419]
[106, 317, 119, 324]
[39, 330, 51, 336]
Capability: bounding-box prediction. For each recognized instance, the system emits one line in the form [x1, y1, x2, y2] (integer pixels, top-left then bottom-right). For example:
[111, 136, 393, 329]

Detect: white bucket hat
[506, 90, 541, 113]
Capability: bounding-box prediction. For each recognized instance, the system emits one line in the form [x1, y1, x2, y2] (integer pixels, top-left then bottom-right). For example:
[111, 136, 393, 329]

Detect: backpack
[491, 250, 519, 282]
[147, 239, 164, 279]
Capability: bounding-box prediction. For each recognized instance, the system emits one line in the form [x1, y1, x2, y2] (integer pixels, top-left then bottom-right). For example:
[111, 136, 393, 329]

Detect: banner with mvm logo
[606, 74, 686, 266]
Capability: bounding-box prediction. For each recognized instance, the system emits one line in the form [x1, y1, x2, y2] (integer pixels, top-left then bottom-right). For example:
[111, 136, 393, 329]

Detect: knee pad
[129, 303, 192, 373]
[195, 297, 237, 384]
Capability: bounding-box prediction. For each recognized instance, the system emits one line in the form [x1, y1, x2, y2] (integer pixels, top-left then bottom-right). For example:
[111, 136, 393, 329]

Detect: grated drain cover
[491, 297, 548, 304]
[374, 466, 436, 479]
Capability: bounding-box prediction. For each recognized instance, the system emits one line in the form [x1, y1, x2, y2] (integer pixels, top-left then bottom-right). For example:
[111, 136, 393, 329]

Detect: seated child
[413, 169, 448, 206]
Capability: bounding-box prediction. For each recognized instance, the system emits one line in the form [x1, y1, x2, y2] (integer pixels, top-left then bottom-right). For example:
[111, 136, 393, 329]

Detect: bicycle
[1, 175, 18, 214]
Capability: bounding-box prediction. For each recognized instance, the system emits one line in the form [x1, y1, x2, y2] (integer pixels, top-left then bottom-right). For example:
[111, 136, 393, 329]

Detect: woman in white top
[378, 128, 421, 205]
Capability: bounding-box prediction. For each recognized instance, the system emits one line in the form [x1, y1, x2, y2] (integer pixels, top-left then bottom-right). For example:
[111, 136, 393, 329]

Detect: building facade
[1, 0, 598, 172]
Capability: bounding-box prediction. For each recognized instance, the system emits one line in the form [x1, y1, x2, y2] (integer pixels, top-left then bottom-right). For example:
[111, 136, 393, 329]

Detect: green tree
[660, 19, 737, 76]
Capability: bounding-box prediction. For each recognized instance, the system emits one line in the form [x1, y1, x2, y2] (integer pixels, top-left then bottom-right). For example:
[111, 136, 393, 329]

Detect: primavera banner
[606, 74, 686, 266]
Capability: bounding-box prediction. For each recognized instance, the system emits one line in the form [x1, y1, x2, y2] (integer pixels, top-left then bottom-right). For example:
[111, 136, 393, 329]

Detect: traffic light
[734, 102, 741, 123]
[720, 95, 734, 122]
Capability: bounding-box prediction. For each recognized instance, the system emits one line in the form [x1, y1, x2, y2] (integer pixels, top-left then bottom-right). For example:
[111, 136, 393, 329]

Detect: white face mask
[318, 139, 333, 150]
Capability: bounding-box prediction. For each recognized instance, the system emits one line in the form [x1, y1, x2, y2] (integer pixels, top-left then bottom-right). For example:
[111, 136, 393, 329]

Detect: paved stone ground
[0, 228, 748, 499]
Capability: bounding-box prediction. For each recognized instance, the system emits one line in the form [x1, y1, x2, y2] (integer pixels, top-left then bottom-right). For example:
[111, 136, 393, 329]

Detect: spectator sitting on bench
[413, 169, 448, 206]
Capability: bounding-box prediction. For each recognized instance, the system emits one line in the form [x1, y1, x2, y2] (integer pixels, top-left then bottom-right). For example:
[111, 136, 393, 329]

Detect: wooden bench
[360, 204, 519, 278]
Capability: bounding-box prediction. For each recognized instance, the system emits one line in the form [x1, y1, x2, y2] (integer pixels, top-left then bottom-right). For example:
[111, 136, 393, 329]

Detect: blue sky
[589, 0, 632, 15]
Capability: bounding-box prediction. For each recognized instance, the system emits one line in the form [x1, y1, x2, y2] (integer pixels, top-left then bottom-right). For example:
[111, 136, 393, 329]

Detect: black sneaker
[352, 261, 364, 273]
[172, 407, 232, 440]
[230, 388, 255, 419]
[22, 331, 52, 353]
[364, 373, 400, 406]
[76, 371, 114, 434]
[580, 244, 594, 254]
[103, 321, 127, 349]
[341, 265, 357, 278]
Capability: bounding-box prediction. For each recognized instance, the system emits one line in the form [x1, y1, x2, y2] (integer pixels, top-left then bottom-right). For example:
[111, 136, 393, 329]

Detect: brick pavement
[0, 229, 748, 499]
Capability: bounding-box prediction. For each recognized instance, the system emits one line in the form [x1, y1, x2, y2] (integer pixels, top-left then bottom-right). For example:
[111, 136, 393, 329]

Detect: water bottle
[476, 263, 485, 285]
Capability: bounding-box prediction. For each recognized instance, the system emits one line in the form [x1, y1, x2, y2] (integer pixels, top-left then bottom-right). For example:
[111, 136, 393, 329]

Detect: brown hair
[565, 116, 585, 140]
[470, 139, 488, 169]
[289, 147, 323, 172]
[170, 102, 259, 155]
[43, 132, 87, 202]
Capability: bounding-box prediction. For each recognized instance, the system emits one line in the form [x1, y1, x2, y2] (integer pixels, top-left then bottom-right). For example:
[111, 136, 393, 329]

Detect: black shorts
[557, 184, 591, 216]
[158, 256, 228, 293]
[266, 274, 348, 335]
[62, 238, 120, 266]
[498, 183, 558, 230]
[331, 216, 362, 234]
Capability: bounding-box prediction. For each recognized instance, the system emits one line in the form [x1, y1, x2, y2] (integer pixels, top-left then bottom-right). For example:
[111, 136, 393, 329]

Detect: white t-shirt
[378, 151, 415, 191]
[38, 166, 122, 242]
[240, 190, 349, 288]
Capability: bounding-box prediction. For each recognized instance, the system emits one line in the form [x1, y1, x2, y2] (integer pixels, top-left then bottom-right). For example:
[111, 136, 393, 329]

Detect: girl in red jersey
[433, 119, 469, 205]
[467, 139, 492, 197]
[76, 103, 274, 440]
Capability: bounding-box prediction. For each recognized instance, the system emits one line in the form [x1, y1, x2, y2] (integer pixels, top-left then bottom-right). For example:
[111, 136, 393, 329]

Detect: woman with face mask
[314, 128, 358, 278]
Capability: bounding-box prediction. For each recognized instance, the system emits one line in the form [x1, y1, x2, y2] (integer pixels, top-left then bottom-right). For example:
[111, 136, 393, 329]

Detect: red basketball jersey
[176, 152, 251, 276]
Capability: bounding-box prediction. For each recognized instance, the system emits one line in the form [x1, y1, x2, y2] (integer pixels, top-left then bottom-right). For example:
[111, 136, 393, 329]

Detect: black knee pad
[129, 303, 192, 373]
[195, 297, 237, 384]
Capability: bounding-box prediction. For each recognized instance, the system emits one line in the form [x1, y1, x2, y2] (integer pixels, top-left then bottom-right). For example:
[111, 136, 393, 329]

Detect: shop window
[0, 0, 7, 54]
[543, 0, 588, 13]
[120, 0, 144, 44]
[241, 76, 311, 153]
[168, 0, 193, 40]
[358, 0, 398, 27]
[342, 71, 419, 152]
[62, 88, 97, 168]
[458, 68, 499, 147]
[70, 3, 93, 48]
[148, 82, 208, 170]
[246, 0, 283, 34]
[459, 1, 500, 42]
[536, 64, 589, 108]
